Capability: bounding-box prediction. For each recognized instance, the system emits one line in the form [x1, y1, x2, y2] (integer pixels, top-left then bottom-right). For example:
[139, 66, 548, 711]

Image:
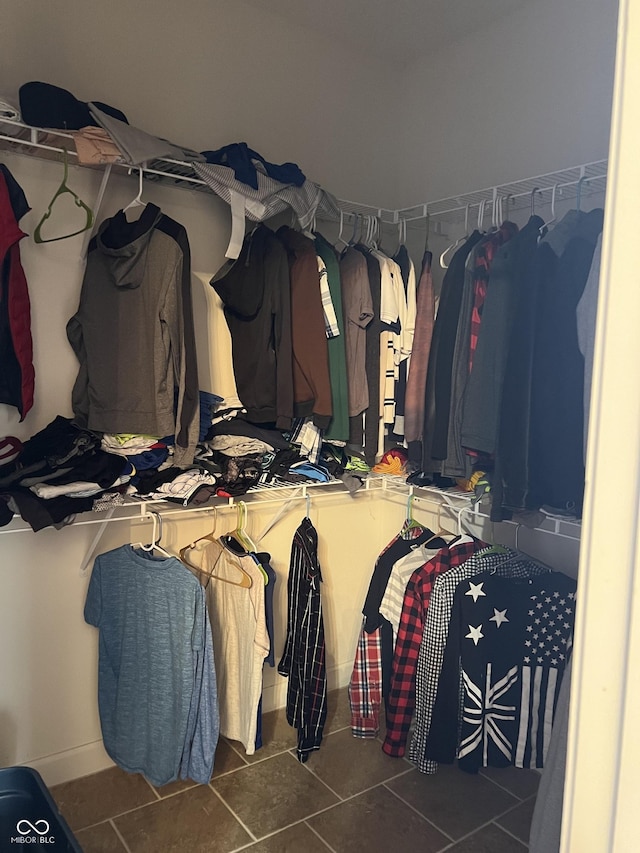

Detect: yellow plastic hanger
[34, 148, 94, 243]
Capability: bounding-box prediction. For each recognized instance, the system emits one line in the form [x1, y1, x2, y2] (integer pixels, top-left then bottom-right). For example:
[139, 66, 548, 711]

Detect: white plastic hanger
[440, 203, 470, 269]
[530, 186, 541, 216]
[540, 184, 558, 236]
[133, 511, 173, 558]
[576, 170, 588, 212]
[123, 167, 146, 218]
[334, 209, 348, 249]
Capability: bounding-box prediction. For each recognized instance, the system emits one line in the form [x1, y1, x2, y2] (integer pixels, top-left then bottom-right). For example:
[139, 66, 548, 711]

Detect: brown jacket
[277, 227, 332, 428]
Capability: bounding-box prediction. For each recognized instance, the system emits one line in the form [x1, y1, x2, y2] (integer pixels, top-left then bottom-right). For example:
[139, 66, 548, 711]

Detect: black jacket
[211, 225, 294, 428]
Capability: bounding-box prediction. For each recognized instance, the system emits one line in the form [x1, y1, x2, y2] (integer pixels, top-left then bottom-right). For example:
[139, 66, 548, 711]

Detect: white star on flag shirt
[490, 608, 509, 628]
[465, 581, 486, 603]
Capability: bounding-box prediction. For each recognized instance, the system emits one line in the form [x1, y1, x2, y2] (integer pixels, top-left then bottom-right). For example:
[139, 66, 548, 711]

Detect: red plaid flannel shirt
[349, 622, 383, 737]
[382, 539, 484, 757]
[349, 523, 427, 737]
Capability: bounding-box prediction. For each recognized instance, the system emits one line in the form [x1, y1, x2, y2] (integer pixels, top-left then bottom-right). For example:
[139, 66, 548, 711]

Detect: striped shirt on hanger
[278, 516, 327, 763]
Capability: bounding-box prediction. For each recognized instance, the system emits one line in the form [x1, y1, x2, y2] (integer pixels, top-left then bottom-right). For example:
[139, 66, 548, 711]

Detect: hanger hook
[530, 187, 540, 216]
[306, 493, 311, 518]
[514, 522, 522, 552]
[576, 173, 587, 212]
[477, 200, 486, 230]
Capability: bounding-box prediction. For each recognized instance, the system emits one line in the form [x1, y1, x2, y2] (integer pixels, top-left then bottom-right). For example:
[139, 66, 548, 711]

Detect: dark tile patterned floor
[52, 690, 538, 852]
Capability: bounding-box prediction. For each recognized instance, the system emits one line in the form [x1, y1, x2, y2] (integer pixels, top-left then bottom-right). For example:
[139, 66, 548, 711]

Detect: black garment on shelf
[0, 416, 100, 487]
[200, 143, 305, 190]
[19, 81, 128, 130]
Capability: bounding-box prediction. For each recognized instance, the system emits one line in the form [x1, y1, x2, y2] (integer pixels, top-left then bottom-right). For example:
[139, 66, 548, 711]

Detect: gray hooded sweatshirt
[67, 203, 198, 465]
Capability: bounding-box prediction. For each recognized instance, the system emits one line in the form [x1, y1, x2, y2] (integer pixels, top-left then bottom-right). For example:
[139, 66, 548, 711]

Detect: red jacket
[0, 171, 34, 420]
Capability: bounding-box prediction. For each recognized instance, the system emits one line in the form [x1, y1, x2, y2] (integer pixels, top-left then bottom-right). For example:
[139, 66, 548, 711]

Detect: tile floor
[51, 690, 538, 853]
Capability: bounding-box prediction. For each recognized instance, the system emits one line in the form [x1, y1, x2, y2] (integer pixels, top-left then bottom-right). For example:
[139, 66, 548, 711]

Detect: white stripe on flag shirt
[515, 577, 576, 768]
[409, 548, 550, 774]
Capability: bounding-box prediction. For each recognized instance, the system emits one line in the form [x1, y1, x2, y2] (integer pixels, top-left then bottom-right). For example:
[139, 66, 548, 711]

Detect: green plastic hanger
[34, 148, 94, 243]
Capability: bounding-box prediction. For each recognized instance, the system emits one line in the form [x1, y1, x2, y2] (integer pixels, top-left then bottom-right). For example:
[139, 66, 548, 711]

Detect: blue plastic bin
[0, 766, 82, 851]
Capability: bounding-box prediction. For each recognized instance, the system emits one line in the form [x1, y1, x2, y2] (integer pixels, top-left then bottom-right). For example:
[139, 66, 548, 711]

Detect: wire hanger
[33, 148, 94, 244]
[179, 508, 253, 588]
[123, 167, 146, 216]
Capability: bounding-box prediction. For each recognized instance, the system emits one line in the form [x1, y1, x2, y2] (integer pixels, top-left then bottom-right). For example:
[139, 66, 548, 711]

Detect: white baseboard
[26, 661, 354, 786]
[28, 741, 115, 788]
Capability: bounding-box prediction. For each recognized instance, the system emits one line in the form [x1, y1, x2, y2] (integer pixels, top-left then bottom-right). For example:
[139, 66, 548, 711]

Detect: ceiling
[240, 0, 528, 68]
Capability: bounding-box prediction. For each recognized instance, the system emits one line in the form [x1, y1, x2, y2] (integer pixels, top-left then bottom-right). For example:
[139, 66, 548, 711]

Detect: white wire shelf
[0, 116, 607, 230]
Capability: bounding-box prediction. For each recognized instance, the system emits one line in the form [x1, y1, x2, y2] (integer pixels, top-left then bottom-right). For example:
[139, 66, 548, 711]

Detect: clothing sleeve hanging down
[210, 224, 294, 429]
[339, 247, 374, 419]
[405, 251, 436, 467]
[84, 545, 219, 787]
[427, 572, 575, 773]
[179, 598, 219, 784]
[0, 167, 34, 421]
[66, 203, 199, 465]
[354, 245, 382, 466]
[422, 232, 482, 475]
[408, 549, 551, 774]
[278, 516, 328, 763]
[278, 226, 333, 428]
[315, 233, 350, 442]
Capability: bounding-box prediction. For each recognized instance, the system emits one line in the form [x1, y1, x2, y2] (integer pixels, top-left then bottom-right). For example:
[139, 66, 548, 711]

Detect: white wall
[396, 0, 617, 206]
[0, 0, 399, 207]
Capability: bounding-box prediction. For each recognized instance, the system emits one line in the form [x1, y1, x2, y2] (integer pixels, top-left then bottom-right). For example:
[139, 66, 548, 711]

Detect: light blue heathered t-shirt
[85, 544, 218, 786]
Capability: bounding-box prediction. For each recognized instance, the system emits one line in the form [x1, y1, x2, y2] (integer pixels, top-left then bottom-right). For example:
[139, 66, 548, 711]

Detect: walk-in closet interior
[0, 0, 633, 851]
